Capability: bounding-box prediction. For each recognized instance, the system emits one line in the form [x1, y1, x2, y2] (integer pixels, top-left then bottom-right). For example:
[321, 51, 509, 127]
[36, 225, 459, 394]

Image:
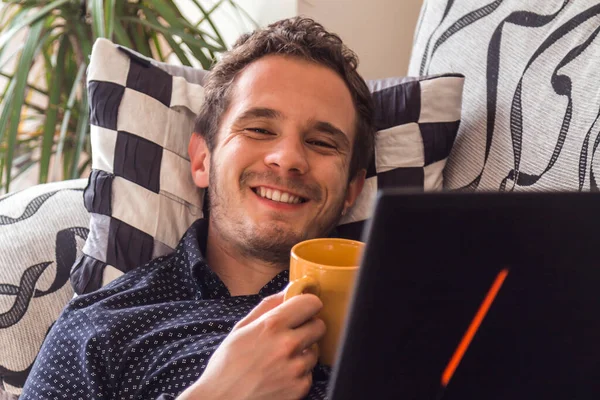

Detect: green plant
[0, 0, 254, 193]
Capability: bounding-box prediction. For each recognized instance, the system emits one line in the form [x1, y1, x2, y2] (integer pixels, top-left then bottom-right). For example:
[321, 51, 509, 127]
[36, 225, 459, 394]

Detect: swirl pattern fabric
[0, 180, 89, 396]
[410, 0, 600, 191]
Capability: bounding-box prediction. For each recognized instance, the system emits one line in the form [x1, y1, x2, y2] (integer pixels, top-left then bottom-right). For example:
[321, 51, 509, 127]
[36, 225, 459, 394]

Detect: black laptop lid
[329, 190, 600, 400]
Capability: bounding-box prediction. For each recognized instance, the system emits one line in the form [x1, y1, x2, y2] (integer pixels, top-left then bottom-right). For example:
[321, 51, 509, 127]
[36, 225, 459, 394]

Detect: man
[21, 16, 375, 400]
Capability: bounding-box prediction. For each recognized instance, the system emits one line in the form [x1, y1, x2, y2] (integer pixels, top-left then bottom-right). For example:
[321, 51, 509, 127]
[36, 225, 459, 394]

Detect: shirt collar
[179, 218, 289, 300]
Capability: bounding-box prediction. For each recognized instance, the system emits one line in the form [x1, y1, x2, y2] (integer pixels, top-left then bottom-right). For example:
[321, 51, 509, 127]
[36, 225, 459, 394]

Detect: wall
[210, 0, 297, 47]
[298, 0, 423, 79]
[181, 0, 424, 78]
[175, 0, 296, 56]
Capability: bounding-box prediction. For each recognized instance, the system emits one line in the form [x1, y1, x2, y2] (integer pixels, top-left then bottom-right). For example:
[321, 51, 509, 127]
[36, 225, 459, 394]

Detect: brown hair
[194, 16, 375, 180]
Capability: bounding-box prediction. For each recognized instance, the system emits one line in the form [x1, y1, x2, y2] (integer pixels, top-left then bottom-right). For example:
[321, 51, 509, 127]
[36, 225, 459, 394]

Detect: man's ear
[343, 169, 367, 213]
[188, 133, 210, 189]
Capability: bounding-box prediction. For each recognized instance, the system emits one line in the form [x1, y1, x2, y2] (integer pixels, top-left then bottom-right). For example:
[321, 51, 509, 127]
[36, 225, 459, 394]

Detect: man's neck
[205, 222, 286, 297]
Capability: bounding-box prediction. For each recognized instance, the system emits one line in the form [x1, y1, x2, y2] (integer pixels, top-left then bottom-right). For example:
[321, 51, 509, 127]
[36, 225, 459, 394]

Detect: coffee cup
[284, 238, 364, 366]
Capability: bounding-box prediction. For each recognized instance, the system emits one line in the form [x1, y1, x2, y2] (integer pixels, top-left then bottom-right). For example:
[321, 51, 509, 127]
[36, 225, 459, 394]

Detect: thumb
[234, 291, 285, 329]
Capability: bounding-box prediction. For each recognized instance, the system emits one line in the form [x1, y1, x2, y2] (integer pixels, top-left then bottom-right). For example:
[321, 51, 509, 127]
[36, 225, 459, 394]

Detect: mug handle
[283, 275, 321, 358]
[284, 275, 321, 300]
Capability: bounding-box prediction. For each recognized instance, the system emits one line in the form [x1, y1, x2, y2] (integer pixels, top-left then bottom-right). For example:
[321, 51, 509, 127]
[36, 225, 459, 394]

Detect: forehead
[225, 55, 357, 137]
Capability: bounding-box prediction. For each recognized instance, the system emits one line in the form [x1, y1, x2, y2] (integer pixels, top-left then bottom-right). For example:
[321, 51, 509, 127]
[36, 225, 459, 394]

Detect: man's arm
[22, 292, 325, 400]
[20, 308, 112, 399]
[176, 292, 325, 400]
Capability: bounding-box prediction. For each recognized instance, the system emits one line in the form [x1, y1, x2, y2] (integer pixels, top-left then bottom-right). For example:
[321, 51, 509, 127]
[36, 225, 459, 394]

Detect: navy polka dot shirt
[21, 219, 330, 399]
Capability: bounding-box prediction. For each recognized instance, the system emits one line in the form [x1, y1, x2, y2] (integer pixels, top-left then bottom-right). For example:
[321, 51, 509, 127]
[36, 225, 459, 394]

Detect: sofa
[1, 0, 599, 397]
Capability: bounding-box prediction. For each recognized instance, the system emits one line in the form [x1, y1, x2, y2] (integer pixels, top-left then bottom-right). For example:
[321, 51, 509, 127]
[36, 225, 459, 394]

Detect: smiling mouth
[251, 186, 308, 204]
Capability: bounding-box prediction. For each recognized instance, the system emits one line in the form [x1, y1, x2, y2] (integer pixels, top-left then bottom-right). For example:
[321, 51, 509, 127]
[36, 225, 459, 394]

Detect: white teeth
[255, 187, 303, 204]
[272, 190, 281, 202]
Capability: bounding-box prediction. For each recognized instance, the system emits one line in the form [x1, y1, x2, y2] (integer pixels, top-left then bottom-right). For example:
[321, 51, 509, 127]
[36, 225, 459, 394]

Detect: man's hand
[178, 291, 326, 400]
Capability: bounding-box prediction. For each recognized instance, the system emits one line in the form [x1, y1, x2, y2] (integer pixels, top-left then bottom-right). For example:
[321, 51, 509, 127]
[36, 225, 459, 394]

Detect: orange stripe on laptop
[441, 268, 509, 387]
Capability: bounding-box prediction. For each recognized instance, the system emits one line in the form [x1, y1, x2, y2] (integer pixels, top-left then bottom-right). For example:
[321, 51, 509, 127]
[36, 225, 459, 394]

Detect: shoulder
[66, 218, 208, 315]
[67, 252, 187, 315]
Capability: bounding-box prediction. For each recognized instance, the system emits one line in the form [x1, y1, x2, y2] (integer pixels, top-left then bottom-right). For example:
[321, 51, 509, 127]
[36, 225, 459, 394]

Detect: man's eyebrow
[235, 108, 351, 147]
[235, 107, 283, 122]
[313, 121, 351, 147]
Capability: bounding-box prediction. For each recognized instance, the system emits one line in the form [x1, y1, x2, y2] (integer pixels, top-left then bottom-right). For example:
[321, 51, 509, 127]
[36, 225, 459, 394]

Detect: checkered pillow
[336, 75, 464, 239]
[71, 39, 206, 294]
[71, 38, 464, 294]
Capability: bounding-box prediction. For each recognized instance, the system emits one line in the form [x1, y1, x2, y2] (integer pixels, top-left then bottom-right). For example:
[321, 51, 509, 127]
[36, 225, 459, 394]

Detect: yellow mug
[284, 238, 364, 366]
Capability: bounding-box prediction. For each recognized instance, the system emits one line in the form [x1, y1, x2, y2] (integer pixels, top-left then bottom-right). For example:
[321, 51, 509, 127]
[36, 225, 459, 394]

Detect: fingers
[296, 345, 319, 377]
[292, 317, 326, 354]
[235, 291, 285, 329]
[286, 350, 316, 400]
[266, 293, 323, 329]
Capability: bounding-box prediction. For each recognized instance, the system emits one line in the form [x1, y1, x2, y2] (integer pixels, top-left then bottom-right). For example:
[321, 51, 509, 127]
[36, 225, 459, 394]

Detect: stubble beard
[207, 168, 346, 268]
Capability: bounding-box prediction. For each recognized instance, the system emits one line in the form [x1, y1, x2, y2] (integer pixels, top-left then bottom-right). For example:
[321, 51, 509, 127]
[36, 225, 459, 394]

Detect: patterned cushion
[410, 0, 600, 191]
[0, 179, 89, 396]
[337, 75, 463, 238]
[72, 38, 464, 295]
[70, 39, 207, 295]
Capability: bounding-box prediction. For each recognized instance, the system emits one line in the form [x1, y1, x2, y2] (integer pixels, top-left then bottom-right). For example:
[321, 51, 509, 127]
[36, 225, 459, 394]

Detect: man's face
[192, 55, 365, 265]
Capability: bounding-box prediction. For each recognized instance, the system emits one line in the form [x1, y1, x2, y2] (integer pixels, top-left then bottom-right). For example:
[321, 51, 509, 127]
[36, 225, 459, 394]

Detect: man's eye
[308, 140, 336, 149]
[246, 128, 273, 135]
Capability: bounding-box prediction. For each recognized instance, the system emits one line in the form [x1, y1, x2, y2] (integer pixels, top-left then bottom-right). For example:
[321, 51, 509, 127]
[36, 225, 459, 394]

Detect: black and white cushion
[337, 75, 463, 238]
[72, 38, 465, 295]
[71, 39, 207, 294]
[410, 0, 600, 191]
[0, 179, 89, 396]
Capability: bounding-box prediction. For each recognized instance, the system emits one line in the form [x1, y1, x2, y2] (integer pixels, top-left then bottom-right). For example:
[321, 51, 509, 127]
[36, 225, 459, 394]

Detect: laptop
[328, 189, 600, 400]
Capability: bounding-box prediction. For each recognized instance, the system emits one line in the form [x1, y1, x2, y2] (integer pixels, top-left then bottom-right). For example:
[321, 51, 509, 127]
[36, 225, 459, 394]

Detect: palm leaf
[89, 0, 106, 39]
[3, 20, 44, 192]
[151, 32, 166, 62]
[8, 159, 36, 190]
[71, 23, 93, 62]
[0, 6, 30, 66]
[0, 4, 17, 30]
[139, 12, 193, 66]
[105, 0, 116, 40]
[51, 62, 86, 182]
[0, 79, 16, 186]
[0, 157, 4, 191]
[39, 35, 68, 184]
[0, 0, 250, 192]
[0, 42, 24, 69]
[121, 16, 224, 52]
[146, 0, 198, 32]
[69, 91, 89, 179]
[0, 72, 47, 97]
[130, 22, 153, 58]
[112, 0, 134, 48]
[122, 16, 223, 69]
[195, 0, 226, 28]
[227, 0, 259, 29]
[77, 156, 91, 177]
[188, 0, 227, 49]
[0, 0, 69, 50]
[112, 19, 134, 49]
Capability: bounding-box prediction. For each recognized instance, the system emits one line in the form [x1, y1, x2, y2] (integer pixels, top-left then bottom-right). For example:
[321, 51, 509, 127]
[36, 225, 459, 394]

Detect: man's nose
[264, 135, 309, 174]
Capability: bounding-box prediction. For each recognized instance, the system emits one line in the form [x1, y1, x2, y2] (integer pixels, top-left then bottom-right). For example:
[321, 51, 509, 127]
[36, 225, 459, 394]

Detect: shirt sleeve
[20, 308, 113, 399]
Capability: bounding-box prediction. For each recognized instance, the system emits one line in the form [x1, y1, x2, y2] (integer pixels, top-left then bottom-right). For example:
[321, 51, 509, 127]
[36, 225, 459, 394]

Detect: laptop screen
[329, 190, 600, 399]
